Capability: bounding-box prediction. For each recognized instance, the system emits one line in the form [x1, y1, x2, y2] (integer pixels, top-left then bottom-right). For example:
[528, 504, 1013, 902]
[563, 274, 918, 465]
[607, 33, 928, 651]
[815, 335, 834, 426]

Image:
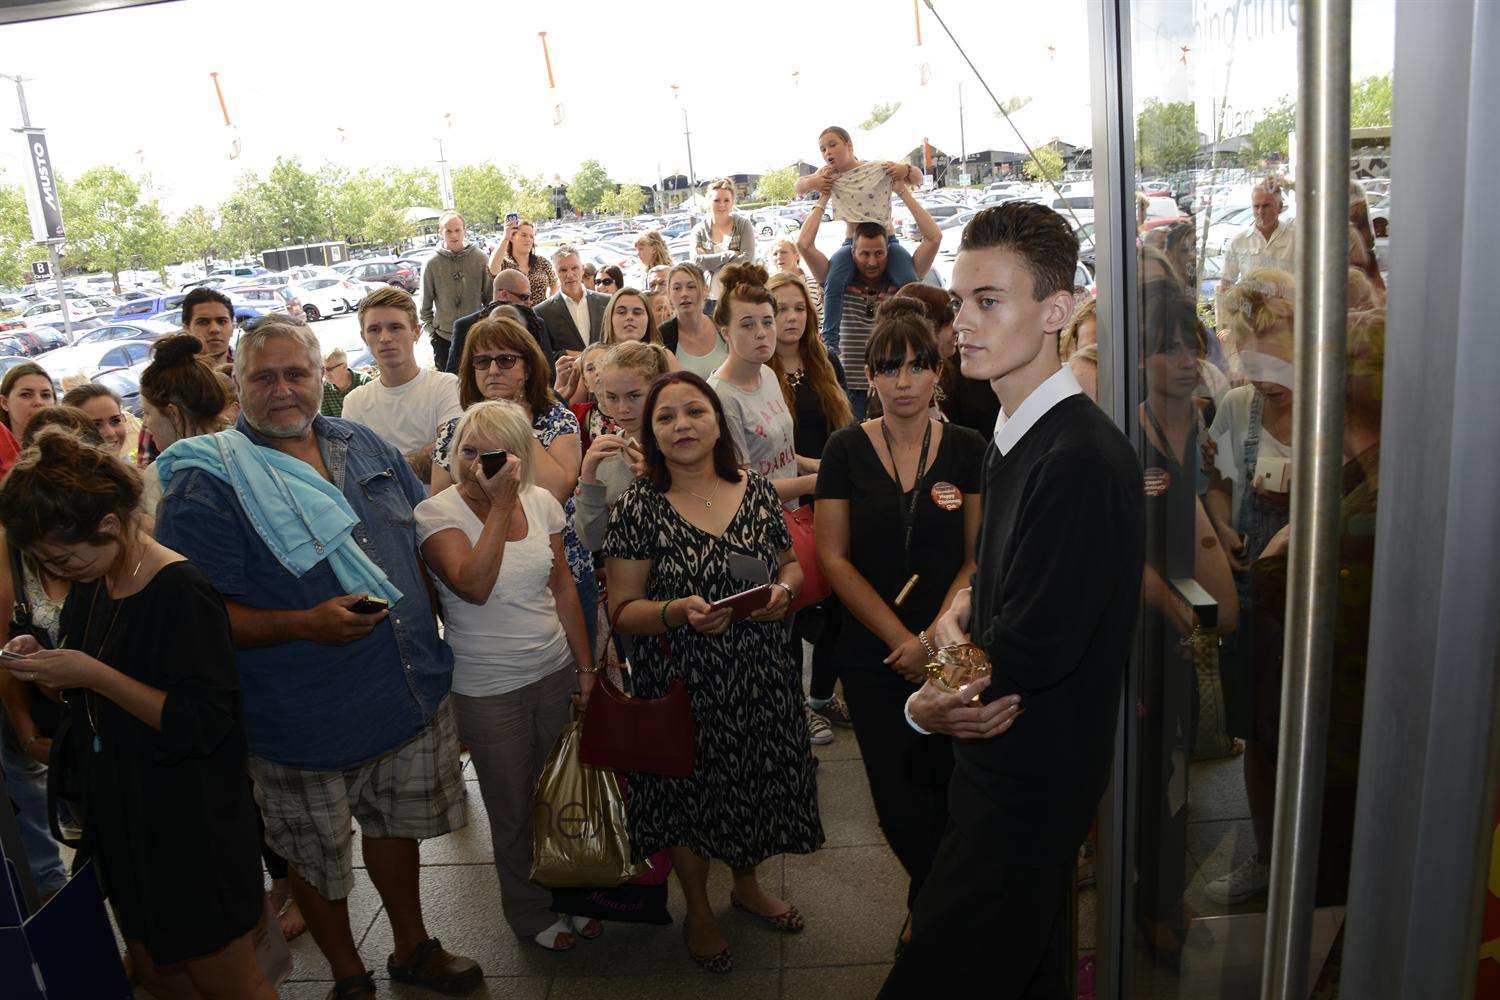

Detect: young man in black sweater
[880, 203, 1145, 999]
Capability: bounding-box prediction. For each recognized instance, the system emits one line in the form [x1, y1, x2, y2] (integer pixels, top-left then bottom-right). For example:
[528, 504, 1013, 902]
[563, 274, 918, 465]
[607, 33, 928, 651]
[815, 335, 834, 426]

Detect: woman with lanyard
[767, 270, 854, 745]
[1134, 284, 1239, 957]
[813, 299, 984, 959]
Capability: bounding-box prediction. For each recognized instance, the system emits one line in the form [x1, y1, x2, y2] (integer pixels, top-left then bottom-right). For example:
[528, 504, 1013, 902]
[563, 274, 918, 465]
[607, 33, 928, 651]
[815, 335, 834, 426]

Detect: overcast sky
[0, 0, 1394, 214]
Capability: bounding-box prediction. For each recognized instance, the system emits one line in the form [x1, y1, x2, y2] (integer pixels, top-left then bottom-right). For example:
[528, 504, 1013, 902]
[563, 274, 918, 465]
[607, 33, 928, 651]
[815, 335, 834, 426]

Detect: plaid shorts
[249, 700, 466, 900]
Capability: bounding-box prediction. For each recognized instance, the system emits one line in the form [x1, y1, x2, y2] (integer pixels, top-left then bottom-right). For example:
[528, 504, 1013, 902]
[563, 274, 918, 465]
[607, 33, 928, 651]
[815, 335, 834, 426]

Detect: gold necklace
[680, 477, 722, 508]
[784, 366, 805, 388]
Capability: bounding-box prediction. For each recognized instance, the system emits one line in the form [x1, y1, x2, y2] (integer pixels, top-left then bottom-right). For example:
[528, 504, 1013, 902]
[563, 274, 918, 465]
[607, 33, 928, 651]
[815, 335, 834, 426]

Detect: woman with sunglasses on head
[813, 298, 985, 958]
[604, 370, 821, 974]
[430, 318, 598, 650]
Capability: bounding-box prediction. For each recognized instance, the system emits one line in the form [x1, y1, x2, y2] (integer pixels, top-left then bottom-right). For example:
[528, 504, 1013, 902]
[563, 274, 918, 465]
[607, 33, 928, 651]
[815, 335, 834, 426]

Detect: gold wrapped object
[924, 642, 992, 694]
[531, 721, 640, 887]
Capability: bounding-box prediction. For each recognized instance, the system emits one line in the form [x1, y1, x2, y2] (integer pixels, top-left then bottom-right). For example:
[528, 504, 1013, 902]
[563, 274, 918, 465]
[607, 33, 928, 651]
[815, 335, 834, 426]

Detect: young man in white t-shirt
[340, 285, 463, 478]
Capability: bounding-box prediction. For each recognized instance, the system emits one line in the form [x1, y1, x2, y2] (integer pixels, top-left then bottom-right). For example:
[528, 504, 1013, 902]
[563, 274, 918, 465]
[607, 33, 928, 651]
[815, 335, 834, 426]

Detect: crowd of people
[0, 116, 1386, 998]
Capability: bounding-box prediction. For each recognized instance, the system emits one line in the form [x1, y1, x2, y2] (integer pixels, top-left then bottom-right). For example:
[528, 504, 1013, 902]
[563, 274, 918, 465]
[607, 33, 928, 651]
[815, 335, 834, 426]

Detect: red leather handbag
[784, 504, 830, 613]
[578, 599, 695, 777]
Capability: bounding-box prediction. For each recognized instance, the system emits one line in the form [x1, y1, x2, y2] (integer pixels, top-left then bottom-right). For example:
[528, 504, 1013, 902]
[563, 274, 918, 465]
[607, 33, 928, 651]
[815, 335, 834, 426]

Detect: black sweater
[952, 394, 1145, 865]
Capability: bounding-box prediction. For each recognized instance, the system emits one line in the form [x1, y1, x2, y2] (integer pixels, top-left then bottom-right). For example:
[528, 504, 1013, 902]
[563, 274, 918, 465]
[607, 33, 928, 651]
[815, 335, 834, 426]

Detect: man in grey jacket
[419, 211, 491, 370]
[534, 245, 611, 352]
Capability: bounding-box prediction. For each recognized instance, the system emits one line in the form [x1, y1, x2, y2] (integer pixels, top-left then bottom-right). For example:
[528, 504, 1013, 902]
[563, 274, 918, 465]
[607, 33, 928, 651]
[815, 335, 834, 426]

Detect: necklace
[77, 548, 146, 754]
[783, 366, 805, 388]
[681, 476, 722, 508]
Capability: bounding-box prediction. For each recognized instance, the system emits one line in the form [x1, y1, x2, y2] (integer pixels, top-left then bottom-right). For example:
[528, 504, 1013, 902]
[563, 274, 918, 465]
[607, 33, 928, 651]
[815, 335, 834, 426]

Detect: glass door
[1088, 1, 1396, 996]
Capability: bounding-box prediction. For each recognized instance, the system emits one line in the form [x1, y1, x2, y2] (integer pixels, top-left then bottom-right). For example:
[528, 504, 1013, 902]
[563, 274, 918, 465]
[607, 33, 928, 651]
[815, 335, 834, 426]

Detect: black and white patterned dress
[603, 471, 824, 869]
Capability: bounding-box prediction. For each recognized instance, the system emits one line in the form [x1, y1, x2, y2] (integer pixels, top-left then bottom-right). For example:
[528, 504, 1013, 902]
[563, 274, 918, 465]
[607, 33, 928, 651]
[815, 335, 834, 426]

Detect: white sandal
[568, 914, 603, 940]
[533, 916, 577, 951]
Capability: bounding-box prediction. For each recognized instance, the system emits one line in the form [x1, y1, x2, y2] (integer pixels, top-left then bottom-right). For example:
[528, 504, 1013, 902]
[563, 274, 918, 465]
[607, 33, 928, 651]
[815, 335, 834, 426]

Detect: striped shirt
[838, 281, 896, 392]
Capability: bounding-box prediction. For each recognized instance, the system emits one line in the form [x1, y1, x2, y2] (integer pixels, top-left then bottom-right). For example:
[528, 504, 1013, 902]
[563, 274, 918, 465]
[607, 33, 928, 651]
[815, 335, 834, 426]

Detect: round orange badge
[930, 482, 963, 510]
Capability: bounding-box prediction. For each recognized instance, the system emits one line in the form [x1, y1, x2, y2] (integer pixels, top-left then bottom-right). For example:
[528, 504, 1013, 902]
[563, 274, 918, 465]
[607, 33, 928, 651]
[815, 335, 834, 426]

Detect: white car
[290, 278, 367, 321]
[35, 339, 157, 382]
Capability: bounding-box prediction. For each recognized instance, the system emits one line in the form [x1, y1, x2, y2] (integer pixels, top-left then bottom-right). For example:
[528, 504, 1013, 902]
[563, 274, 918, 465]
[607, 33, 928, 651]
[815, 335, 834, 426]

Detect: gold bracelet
[917, 630, 938, 660]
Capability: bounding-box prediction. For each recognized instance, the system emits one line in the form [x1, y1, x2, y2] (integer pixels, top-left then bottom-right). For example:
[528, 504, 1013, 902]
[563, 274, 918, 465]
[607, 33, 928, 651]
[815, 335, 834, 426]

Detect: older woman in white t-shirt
[414, 400, 599, 953]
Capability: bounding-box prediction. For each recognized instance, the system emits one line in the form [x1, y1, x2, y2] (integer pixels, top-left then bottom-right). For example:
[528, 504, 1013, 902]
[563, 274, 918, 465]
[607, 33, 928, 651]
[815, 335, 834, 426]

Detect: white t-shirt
[341, 368, 463, 455]
[1207, 384, 1291, 521]
[414, 484, 571, 697]
[708, 367, 797, 484]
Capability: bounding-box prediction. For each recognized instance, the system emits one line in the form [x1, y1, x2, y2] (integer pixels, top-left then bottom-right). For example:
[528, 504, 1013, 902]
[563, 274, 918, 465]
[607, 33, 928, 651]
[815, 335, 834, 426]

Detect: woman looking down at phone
[0, 428, 272, 997]
[604, 371, 822, 974]
[414, 400, 598, 952]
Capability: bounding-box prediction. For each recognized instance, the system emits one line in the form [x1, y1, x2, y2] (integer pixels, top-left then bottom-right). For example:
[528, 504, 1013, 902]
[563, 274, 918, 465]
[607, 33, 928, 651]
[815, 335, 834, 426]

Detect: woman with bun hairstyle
[708, 264, 819, 505]
[0, 361, 56, 476]
[813, 302, 985, 957]
[137, 334, 229, 518]
[0, 428, 272, 998]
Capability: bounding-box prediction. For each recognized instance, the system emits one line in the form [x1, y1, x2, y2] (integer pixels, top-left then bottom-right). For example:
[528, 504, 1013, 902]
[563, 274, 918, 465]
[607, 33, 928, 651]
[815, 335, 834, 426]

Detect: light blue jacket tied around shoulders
[154, 428, 404, 607]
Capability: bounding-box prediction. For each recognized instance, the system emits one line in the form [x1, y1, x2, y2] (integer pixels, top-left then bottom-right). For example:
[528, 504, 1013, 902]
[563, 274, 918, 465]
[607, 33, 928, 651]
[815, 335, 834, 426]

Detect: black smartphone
[505, 212, 520, 226]
[349, 595, 389, 615]
[481, 450, 507, 478]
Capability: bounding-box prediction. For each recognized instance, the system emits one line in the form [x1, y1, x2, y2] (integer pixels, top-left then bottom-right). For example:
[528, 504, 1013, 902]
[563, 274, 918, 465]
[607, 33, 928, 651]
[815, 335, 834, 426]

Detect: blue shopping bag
[1, 857, 130, 999]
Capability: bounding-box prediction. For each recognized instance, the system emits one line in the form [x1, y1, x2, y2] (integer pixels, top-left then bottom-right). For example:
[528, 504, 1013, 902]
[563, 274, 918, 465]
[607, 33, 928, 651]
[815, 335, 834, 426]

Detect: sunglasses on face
[597, 278, 617, 288]
[473, 354, 523, 371]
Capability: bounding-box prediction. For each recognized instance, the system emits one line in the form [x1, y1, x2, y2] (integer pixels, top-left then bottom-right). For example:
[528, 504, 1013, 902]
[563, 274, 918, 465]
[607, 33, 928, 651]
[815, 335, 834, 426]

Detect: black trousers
[880, 806, 1071, 1000]
[807, 599, 843, 702]
[431, 331, 451, 372]
[840, 663, 953, 910]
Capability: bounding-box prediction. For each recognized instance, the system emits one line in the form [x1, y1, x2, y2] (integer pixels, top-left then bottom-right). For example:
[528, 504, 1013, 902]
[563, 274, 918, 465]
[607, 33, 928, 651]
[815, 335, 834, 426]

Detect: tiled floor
[273, 724, 906, 999]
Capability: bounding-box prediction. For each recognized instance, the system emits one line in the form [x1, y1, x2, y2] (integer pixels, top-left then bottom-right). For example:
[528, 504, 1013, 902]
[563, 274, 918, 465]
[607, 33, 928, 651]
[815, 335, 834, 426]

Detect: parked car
[74, 319, 179, 346]
[346, 259, 419, 293]
[229, 285, 306, 323]
[112, 293, 188, 321]
[0, 355, 38, 380]
[93, 361, 147, 416]
[28, 315, 108, 337]
[288, 278, 363, 321]
[35, 339, 157, 382]
[0, 326, 69, 357]
[209, 265, 266, 279]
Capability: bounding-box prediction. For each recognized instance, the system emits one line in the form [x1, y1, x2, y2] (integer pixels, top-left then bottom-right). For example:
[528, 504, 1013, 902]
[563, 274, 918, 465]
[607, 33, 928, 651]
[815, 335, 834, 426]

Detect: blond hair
[1223, 267, 1295, 353]
[452, 400, 536, 489]
[357, 284, 420, 334]
[634, 231, 673, 269]
[1058, 296, 1098, 361]
[600, 340, 673, 382]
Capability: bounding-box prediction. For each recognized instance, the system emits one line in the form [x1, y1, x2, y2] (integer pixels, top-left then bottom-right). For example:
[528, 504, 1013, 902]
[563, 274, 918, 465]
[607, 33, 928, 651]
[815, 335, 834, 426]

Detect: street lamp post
[2, 73, 72, 341]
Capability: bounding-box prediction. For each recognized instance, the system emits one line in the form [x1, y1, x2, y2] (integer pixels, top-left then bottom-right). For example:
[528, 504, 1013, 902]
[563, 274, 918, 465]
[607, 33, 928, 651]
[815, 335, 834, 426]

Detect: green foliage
[61, 166, 169, 285]
[0, 173, 51, 287]
[859, 102, 901, 130]
[995, 95, 1032, 118]
[510, 173, 559, 223]
[1136, 99, 1199, 174]
[452, 164, 516, 228]
[1241, 95, 1297, 167]
[1351, 73, 1392, 128]
[1022, 147, 1064, 183]
[600, 184, 647, 218]
[754, 166, 798, 204]
[567, 160, 613, 215]
[171, 205, 218, 270]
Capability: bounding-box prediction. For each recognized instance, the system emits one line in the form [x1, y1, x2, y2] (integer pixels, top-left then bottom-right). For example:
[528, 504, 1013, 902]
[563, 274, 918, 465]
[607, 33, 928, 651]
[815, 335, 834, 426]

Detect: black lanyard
[880, 417, 933, 573]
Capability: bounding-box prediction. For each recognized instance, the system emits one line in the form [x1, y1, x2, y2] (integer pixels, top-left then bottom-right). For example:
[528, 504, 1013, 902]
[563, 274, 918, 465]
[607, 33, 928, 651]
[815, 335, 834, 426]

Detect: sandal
[269, 888, 307, 941]
[325, 971, 376, 1000]
[729, 891, 805, 933]
[568, 914, 603, 940]
[533, 916, 578, 951]
[681, 921, 732, 974]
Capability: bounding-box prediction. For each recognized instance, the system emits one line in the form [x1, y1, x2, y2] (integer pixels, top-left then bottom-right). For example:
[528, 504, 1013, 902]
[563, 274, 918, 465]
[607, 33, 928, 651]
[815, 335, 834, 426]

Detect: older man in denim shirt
[156, 320, 482, 1000]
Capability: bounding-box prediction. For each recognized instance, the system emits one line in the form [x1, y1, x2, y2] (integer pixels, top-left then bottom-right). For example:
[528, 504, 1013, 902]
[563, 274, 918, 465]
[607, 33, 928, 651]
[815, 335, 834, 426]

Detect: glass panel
[1097, 2, 1395, 996]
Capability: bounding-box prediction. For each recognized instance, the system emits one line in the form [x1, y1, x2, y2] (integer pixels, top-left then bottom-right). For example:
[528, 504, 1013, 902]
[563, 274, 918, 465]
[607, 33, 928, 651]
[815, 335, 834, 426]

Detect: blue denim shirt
[154, 414, 454, 771]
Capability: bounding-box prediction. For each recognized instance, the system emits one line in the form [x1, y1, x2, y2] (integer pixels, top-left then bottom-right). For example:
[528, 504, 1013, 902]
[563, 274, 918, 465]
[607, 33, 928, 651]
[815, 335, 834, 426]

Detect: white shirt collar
[992, 365, 1082, 455]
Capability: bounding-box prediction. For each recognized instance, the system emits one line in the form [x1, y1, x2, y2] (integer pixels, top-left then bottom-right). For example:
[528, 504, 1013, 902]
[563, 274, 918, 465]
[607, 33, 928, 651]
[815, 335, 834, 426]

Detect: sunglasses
[473, 354, 524, 371]
[323, 362, 347, 374]
[597, 278, 618, 287]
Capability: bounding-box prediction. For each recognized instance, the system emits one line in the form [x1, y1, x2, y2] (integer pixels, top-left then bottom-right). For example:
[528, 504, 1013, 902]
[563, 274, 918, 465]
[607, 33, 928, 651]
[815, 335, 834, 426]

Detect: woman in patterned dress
[489, 219, 557, 306]
[604, 371, 823, 974]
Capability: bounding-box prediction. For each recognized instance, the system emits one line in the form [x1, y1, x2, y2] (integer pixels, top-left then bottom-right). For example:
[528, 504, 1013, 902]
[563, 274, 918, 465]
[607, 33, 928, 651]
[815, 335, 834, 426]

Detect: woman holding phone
[813, 300, 984, 957]
[605, 371, 821, 974]
[491, 218, 557, 306]
[415, 400, 598, 952]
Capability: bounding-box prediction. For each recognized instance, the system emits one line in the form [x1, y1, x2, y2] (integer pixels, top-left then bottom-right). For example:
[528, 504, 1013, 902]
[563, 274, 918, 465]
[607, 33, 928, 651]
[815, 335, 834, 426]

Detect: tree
[509, 172, 558, 222]
[859, 102, 901, 130]
[0, 173, 51, 288]
[1136, 98, 1199, 174]
[755, 166, 798, 204]
[567, 160, 612, 215]
[171, 205, 218, 273]
[452, 164, 516, 229]
[1351, 73, 1392, 128]
[1022, 147, 1063, 183]
[995, 95, 1032, 118]
[1242, 94, 1297, 167]
[259, 157, 325, 244]
[62, 166, 169, 288]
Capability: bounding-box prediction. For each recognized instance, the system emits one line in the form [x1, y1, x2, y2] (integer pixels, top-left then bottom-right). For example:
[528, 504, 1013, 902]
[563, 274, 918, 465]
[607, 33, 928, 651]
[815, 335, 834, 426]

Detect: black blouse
[789, 355, 848, 461]
[58, 560, 262, 965]
[815, 421, 986, 672]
